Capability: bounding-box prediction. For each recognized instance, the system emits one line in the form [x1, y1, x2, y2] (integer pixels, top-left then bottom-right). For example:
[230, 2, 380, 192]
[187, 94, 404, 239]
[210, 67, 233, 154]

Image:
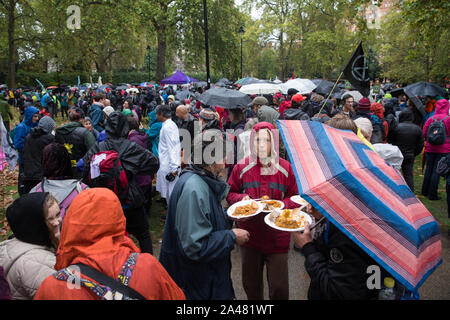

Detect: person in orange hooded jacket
[34, 188, 185, 300]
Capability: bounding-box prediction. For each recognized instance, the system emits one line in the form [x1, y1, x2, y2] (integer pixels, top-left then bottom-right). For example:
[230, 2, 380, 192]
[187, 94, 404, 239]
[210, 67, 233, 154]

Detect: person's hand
[292, 222, 312, 250]
[306, 204, 323, 221]
[139, 123, 144, 130]
[232, 228, 250, 245]
[242, 195, 251, 201]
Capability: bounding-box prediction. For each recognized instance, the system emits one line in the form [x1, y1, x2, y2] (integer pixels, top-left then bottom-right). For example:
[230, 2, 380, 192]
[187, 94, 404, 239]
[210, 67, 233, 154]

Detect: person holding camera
[155, 104, 181, 207]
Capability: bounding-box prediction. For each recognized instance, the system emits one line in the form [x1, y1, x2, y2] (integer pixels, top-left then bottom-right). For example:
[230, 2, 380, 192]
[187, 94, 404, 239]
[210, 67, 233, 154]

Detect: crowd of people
[0, 79, 448, 300]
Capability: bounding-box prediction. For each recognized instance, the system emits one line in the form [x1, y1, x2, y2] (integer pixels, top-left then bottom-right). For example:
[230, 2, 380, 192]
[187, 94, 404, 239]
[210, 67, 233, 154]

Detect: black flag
[343, 42, 370, 97]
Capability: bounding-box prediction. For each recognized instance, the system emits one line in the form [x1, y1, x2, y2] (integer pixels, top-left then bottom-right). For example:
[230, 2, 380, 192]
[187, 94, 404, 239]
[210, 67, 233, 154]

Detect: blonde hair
[325, 114, 358, 134]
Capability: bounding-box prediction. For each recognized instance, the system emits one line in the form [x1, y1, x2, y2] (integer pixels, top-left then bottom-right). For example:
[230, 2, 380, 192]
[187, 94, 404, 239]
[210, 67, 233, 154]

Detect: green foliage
[378, 4, 449, 84]
[0, 0, 447, 87]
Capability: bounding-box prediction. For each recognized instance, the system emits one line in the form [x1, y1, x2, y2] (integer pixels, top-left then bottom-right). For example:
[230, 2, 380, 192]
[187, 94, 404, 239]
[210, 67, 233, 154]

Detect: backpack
[32, 179, 89, 221]
[87, 149, 129, 204]
[369, 115, 386, 144]
[426, 116, 448, 145]
[437, 154, 450, 177]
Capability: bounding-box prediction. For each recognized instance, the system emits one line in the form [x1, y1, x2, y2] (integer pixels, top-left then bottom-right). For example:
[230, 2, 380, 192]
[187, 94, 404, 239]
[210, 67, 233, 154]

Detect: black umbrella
[215, 78, 233, 87]
[313, 80, 335, 96]
[193, 81, 208, 88]
[176, 90, 195, 101]
[404, 82, 446, 98]
[389, 87, 404, 97]
[382, 83, 396, 92]
[331, 89, 346, 99]
[198, 87, 252, 109]
[311, 79, 323, 85]
[116, 85, 128, 90]
[404, 87, 426, 118]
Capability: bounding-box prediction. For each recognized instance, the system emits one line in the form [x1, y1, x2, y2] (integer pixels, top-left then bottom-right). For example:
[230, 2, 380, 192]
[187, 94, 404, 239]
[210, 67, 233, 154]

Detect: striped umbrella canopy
[278, 120, 442, 292]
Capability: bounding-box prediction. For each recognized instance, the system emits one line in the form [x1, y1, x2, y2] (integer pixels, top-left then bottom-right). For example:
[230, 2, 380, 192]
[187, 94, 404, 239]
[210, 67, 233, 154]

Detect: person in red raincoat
[227, 122, 299, 300]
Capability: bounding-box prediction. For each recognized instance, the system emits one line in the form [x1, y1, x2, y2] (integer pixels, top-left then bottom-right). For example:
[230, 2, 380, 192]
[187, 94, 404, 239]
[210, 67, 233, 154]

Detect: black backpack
[426, 116, 448, 145]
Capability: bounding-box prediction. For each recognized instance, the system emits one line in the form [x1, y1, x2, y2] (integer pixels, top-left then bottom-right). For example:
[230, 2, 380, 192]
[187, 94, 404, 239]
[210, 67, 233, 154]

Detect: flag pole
[317, 71, 343, 116]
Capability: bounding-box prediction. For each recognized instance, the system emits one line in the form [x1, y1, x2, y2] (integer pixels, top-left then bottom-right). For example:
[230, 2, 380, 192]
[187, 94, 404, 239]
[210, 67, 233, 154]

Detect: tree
[0, 0, 46, 88]
[378, 2, 449, 84]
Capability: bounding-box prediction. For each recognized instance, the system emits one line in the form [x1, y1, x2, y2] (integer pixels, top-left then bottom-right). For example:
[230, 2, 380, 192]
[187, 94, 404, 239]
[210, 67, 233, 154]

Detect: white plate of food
[227, 200, 264, 220]
[264, 208, 312, 232]
[290, 195, 309, 208]
[259, 199, 285, 212]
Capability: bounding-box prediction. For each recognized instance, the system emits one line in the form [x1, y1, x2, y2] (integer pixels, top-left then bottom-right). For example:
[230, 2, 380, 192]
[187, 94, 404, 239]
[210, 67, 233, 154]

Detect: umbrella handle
[318, 72, 343, 115]
[309, 216, 326, 231]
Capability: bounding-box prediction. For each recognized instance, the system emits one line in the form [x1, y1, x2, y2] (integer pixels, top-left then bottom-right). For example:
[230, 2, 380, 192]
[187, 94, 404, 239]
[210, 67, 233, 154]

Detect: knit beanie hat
[358, 98, 371, 112]
[199, 108, 216, 121]
[103, 106, 115, 117]
[252, 96, 269, 106]
[6, 192, 53, 247]
[354, 117, 373, 138]
[38, 116, 56, 134]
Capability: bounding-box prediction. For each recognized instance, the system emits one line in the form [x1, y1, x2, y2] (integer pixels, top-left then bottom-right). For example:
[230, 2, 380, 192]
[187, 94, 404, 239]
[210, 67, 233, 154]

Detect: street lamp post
[203, 0, 211, 89]
[147, 45, 151, 82]
[54, 54, 59, 86]
[239, 26, 245, 79]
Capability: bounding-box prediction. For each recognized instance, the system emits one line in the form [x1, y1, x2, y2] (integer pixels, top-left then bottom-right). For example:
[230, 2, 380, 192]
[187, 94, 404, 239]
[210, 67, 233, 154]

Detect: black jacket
[283, 108, 310, 121]
[302, 221, 379, 300]
[55, 122, 96, 179]
[82, 111, 159, 208]
[22, 127, 54, 181]
[391, 109, 424, 159]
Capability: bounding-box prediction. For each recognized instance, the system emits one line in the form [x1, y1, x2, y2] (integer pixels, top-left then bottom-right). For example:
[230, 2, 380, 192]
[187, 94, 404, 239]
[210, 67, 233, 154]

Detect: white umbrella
[126, 88, 139, 94]
[280, 78, 317, 94]
[342, 90, 363, 103]
[239, 83, 282, 95]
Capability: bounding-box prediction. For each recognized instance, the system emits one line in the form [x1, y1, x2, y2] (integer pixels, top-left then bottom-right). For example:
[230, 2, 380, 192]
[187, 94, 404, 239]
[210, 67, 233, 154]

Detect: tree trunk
[7, 0, 16, 89]
[156, 25, 167, 82]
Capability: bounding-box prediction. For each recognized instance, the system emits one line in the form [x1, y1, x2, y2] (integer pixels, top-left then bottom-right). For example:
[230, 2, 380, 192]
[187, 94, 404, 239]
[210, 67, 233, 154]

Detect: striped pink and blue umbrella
[278, 120, 442, 293]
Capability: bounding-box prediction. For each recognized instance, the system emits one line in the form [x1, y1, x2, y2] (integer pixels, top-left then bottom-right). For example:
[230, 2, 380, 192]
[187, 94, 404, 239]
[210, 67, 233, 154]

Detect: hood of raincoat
[54, 188, 139, 271]
[105, 111, 129, 139]
[370, 102, 384, 119]
[435, 99, 450, 116]
[23, 106, 39, 127]
[249, 122, 279, 166]
[398, 108, 414, 123]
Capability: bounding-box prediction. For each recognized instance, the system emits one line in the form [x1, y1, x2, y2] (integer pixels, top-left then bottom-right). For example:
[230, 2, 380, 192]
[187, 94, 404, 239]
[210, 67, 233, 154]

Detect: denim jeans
[422, 152, 447, 199]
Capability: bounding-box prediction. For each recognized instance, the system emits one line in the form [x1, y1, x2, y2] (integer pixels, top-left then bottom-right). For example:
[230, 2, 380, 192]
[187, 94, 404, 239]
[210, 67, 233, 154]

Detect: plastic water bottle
[378, 277, 396, 300]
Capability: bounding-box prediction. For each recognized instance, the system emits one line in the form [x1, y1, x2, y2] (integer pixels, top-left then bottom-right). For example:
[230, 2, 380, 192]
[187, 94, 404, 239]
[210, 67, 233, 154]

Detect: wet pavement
[152, 227, 450, 300]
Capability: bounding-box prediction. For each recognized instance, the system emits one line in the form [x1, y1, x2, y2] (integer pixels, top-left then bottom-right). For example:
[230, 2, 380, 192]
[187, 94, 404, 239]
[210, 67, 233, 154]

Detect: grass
[412, 157, 449, 229]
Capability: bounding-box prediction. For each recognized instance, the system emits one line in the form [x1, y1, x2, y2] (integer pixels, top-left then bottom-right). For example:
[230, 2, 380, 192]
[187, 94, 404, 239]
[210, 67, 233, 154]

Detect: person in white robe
[155, 105, 181, 203]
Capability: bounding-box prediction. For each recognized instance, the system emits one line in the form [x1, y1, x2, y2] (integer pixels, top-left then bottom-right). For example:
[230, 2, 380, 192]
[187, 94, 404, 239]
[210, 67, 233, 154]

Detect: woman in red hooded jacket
[422, 99, 450, 201]
[227, 122, 299, 300]
[34, 188, 185, 300]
